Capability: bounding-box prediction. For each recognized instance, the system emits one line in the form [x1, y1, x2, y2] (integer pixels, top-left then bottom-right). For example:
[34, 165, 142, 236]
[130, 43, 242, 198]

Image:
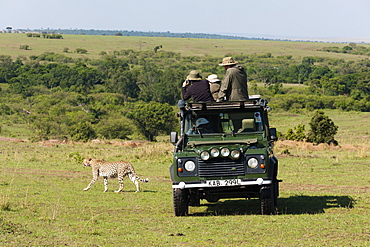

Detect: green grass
[0, 111, 369, 246]
[1, 33, 370, 61]
[1, 32, 369, 246]
[269, 109, 370, 146]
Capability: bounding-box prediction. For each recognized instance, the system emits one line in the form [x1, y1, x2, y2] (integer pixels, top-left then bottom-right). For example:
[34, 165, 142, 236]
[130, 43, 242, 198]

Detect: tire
[260, 185, 276, 215]
[173, 188, 189, 216]
[273, 180, 279, 207]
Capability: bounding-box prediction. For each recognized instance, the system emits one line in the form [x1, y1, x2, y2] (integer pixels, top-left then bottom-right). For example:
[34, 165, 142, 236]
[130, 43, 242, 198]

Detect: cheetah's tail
[137, 177, 149, 183]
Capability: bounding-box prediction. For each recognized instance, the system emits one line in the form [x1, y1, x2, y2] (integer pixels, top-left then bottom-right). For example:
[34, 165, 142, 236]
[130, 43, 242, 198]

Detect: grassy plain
[1, 33, 370, 61]
[1, 32, 369, 245]
[0, 110, 369, 246]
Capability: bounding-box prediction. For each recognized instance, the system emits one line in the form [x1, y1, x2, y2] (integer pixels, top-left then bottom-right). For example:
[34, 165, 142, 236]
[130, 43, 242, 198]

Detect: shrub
[70, 122, 96, 142]
[285, 124, 306, 141]
[96, 116, 134, 139]
[125, 101, 176, 141]
[75, 48, 88, 54]
[19, 45, 30, 50]
[306, 110, 338, 144]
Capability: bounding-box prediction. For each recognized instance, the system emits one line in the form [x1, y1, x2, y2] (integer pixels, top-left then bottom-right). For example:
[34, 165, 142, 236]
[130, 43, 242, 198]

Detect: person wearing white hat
[206, 74, 221, 101]
[217, 57, 248, 102]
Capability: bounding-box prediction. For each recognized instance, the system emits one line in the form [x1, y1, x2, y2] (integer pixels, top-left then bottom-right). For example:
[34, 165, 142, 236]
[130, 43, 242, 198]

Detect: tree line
[320, 43, 370, 56]
[0, 49, 369, 142]
[18, 28, 283, 41]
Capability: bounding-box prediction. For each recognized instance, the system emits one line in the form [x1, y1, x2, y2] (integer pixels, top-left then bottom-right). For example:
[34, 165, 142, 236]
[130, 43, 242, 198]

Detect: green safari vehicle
[170, 96, 280, 216]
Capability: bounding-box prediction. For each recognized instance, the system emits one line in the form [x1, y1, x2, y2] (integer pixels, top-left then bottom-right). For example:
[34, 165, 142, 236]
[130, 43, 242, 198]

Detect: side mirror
[269, 128, 278, 141]
[170, 131, 178, 145]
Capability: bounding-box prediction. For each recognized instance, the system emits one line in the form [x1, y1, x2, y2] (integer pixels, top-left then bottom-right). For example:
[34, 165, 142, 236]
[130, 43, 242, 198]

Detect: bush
[19, 45, 30, 50]
[75, 48, 88, 54]
[285, 124, 306, 141]
[306, 110, 338, 144]
[96, 116, 134, 139]
[125, 101, 176, 141]
[70, 122, 96, 142]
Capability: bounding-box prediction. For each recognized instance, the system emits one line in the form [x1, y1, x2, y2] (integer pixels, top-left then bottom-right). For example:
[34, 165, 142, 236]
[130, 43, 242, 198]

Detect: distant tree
[75, 48, 88, 54]
[26, 33, 40, 38]
[306, 110, 338, 145]
[19, 44, 30, 50]
[125, 101, 176, 141]
[302, 57, 315, 65]
[106, 69, 140, 100]
[115, 32, 123, 36]
[70, 122, 96, 142]
[96, 116, 134, 139]
[342, 46, 352, 53]
[154, 45, 162, 53]
[42, 34, 63, 39]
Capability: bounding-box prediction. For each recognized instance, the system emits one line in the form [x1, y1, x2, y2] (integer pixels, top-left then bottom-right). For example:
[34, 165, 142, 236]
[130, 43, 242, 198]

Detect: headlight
[210, 148, 220, 157]
[200, 151, 210, 161]
[230, 150, 240, 159]
[247, 157, 259, 169]
[184, 160, 196, 172]
[220, 147, 230, 157]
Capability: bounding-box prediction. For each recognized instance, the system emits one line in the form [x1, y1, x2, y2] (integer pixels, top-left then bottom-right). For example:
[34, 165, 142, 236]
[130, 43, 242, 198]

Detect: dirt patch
[1, 167, 86, 178]
[0, 137, 24, 142]
[91, 139, 145, 147]
[38, 139, 67, 146]
[276, 140, 368, 151]
[109, 140, 145, 147]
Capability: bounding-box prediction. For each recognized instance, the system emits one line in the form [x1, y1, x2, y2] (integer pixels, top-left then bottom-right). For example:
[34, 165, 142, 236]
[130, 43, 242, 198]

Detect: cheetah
[83, 158, 148, 192]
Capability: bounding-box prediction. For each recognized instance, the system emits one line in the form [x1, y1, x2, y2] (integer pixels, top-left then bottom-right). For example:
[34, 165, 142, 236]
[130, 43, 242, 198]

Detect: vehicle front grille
[198, 158, 245, 177]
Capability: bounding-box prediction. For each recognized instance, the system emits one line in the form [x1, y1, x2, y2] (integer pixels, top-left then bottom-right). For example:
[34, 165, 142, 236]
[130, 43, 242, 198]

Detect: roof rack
[187, 95, 268, 111]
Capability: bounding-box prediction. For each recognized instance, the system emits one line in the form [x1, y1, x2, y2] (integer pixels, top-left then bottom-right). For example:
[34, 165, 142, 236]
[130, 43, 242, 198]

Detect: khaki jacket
[210, 82, 221, 101]
[218, 65, 248, 101]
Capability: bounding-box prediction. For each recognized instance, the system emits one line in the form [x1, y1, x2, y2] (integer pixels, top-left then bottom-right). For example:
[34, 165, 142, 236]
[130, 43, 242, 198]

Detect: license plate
[207, 179, 241, 187]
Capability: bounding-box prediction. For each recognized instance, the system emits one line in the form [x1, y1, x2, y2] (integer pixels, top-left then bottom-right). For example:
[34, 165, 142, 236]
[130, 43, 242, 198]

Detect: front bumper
[172, 178, 272, 189]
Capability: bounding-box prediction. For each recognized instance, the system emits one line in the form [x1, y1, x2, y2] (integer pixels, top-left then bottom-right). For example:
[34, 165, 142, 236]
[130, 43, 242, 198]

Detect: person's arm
[218, 70, 232, 101]
[182, 82, 192, 100]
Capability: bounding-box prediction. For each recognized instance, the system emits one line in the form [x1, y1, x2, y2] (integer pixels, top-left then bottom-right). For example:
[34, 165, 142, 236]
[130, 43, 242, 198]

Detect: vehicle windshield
[184, 109, 264, 135]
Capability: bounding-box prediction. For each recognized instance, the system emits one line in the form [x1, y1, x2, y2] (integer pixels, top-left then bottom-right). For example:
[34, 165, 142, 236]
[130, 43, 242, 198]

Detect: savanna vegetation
[0, 110, 369, 246]
[0, 33, 369, 246]
[1, 33, 369, 142]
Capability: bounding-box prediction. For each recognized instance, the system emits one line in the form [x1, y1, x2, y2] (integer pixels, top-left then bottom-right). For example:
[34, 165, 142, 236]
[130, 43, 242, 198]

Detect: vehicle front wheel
[260, 185, 276, 215]
[173, 188, 189, 216]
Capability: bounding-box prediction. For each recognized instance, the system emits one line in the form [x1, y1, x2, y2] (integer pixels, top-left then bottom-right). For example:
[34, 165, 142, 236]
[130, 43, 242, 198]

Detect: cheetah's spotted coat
[83, 158, 148, 192]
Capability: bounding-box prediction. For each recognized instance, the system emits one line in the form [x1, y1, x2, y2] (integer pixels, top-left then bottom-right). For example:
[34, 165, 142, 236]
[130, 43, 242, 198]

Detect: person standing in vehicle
[182, 70, 214, 102]
[206, 74, 221, 101]
[217, 57, 249, 102]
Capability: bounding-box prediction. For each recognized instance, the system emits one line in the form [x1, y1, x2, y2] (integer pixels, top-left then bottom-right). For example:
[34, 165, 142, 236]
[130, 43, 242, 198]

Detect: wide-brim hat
[207, 74, 220, 83]
[195, 118, 209, 127]
[218, 57, 238, 66]
[186, 70, 202, 80]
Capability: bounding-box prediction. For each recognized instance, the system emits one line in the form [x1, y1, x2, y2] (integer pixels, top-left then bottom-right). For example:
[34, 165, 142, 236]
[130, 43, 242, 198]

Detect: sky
[2, 0, 370, 42]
